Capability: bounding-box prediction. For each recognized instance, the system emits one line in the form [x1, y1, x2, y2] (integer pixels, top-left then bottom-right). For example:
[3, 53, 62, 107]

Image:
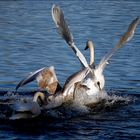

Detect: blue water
[0, 0, 140, 139]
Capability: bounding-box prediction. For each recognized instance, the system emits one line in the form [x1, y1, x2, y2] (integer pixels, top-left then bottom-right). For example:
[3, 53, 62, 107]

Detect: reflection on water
[0, 0, 140, 139]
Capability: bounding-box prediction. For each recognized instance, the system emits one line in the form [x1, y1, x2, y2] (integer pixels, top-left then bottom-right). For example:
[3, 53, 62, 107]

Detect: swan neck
[89, 44, 94, 66]
[33, 92, 45, 102]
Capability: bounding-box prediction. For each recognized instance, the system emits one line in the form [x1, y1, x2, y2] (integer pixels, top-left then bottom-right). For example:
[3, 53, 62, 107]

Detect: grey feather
[98, 17, 139, 71]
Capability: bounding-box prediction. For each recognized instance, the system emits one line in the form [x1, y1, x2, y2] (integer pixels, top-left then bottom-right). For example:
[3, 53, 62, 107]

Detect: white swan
[79, 16, 139, 96]
[10, 92, 46, 120]
[51, 5, 139, 102]
[52, 5, 105, 97]
[92, 16, 139, 91]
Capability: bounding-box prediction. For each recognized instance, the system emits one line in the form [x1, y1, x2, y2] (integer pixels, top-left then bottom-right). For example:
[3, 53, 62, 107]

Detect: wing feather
[98, 17, 139, 71]
[52, 5, 88, 68]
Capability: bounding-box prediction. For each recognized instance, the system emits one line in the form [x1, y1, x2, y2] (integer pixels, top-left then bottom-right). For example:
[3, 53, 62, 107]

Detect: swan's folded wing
[62, 67, 90, 96]
[98, 16, 139, 70]
[52, 5, 88, 68]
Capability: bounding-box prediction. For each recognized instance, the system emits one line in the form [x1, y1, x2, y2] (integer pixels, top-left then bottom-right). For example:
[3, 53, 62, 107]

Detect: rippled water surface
[0, 0, 140, 139]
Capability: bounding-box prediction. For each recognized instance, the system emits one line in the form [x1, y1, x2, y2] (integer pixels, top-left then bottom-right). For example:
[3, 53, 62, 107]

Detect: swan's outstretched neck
[85, 40, 94, 68]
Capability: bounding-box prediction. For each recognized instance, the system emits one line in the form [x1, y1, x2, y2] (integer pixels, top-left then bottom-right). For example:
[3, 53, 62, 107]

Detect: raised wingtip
[15, 67, 46, 92]
[51, 4, 61, 26]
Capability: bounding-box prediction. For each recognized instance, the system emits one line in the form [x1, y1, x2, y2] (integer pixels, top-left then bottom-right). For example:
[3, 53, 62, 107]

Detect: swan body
[10, 92, 46, 120]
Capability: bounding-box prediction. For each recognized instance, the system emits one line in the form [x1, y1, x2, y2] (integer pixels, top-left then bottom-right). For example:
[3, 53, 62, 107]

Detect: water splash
[0, 90, 137, 120]
[44, 90, 136, 119]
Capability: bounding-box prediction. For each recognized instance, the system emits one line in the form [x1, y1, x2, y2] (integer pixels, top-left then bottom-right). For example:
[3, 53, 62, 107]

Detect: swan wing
[98, 17, 139, 71]
[62, 67, 90, 96]
[52, 4, 88, 68]
[15, 67, 46, 91]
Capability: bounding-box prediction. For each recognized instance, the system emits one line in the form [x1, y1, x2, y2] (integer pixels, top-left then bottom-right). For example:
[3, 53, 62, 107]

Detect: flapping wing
[98, 17, 139, 71]
[15, 67, 46, 91]
[52, 4, 88, 68]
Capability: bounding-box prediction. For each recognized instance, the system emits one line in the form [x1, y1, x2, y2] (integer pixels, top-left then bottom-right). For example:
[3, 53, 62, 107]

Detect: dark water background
[0, 0, 140, 139]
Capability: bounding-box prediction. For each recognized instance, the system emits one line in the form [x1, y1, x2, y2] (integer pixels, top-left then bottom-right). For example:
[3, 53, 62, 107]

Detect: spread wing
[15, 66, 60, 93]
[52, 4, 88, 68]
[98, 17, 139, 71]
[15, 67, 46, 91]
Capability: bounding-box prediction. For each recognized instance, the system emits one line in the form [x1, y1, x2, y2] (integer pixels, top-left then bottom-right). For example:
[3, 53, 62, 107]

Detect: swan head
[84, 40, 94, 50]
[94, 68, 105, 91]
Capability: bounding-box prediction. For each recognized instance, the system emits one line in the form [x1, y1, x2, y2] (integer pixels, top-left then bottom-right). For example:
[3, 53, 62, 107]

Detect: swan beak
[97, 81, 101, 91]
[84, 41, 89, 50]
[84, 45, 88, 50]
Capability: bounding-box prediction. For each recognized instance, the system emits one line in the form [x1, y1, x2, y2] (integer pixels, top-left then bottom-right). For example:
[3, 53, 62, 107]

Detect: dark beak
[97, 81, 101, 90]
[84, 44, 88, 50]
[85, 40, 90, 50]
